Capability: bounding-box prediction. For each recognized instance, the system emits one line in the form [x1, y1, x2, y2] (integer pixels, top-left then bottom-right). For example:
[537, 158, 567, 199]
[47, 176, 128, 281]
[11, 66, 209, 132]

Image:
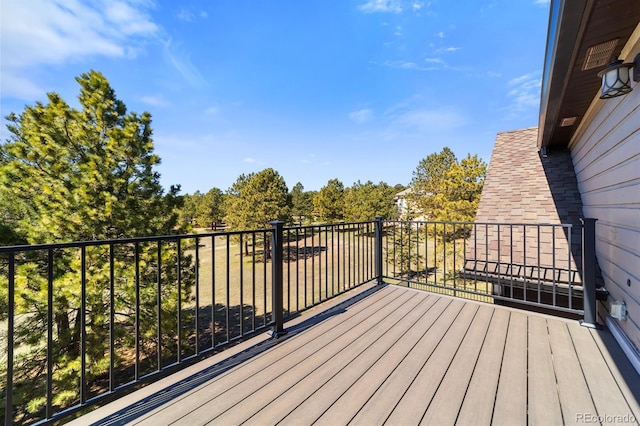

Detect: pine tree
[290, 182, 314, 224]
[343, 180, 398, 222]
[179, 191, 202, 229]
[224, 169, 291, 258]
[409, 148, 486, 228]
[313, 178, 345, 222]
[196, 187, 225, 230]
[0, 70, 192, 421]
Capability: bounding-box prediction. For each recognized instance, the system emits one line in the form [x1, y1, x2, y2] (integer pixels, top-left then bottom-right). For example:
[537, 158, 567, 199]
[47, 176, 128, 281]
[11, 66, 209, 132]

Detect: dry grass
[185, 228, 377, 322]
[381, 232, 495, 304]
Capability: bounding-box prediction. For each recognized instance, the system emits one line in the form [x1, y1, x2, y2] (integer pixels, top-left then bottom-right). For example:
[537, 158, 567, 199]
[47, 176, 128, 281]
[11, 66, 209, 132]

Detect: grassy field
[186, 226, 493, 330]
[186, 227, 376, 322]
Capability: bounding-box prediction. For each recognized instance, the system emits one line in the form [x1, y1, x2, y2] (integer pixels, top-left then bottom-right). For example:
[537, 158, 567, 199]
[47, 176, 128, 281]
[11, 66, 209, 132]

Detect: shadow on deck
[70, 284, 640, 426]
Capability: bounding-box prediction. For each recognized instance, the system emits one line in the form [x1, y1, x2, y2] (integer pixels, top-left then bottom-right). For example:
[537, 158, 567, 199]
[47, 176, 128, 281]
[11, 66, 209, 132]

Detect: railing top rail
[0, 228, 275, 253]
[0, 219, 583, 253]
[282, 220, 374, 232]
[0, 221, 381, 253]
[383, 219, 577, 229]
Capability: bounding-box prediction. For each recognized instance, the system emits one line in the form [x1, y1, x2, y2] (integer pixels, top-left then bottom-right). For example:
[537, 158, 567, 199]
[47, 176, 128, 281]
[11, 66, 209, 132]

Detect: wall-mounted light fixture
[597, 53, 640, 99]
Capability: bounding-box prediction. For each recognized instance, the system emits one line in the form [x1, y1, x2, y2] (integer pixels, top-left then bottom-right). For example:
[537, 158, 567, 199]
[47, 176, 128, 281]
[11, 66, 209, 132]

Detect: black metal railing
[1, 217, 598, 424]
[0, 221, 375, 425]
[379, 218, 599, 323]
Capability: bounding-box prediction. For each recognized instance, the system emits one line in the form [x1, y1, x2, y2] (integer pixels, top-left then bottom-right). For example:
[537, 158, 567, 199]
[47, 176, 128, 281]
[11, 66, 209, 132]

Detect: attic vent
[582, 39, 619, 70]
[560, 117, 577, 127]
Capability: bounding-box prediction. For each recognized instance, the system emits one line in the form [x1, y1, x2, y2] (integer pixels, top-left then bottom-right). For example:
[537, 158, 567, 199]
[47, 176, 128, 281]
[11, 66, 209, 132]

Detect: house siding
[569, 72, 640, 353]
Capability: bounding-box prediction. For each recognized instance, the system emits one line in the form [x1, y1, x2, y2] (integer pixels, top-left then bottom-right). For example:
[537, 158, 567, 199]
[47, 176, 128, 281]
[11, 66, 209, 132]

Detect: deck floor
[71, 284, 640, 425]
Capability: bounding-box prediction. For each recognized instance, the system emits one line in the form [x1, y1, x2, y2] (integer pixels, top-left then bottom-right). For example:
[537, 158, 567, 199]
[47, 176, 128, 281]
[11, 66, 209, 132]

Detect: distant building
[394, 188, 427, 221]
[394, 188, 412, 218]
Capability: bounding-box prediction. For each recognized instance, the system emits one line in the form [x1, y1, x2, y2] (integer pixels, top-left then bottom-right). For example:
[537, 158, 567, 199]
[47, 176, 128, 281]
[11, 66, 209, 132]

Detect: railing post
[6, 252, 15, 426]
[375, 216, 385, 285]
[269, 220, 287, 338]
[580, 218, 598, 328]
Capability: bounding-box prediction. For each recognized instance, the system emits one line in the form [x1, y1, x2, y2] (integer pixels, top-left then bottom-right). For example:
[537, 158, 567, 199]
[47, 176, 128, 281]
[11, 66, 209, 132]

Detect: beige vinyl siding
[569, 65, 640, 352]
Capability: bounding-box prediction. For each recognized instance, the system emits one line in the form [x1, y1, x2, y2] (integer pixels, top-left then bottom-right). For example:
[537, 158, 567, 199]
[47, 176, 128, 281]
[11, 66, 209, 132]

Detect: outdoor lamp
[597, 53, 640, 99]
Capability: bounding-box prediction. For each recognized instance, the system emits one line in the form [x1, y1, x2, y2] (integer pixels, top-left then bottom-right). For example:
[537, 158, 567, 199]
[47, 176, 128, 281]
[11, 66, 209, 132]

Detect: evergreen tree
[409, 148, 486, 239]
[179, 191, 201, 229]
[343, 180, 398, 222]
[196, 187, 225, 230]
[409, 147, 457, 221]
[0, 70, 192, 421]
[313, 178, 345, 222]
[434, 154, 486, 223]
[290, 182, 314, 224]
[224, 169, 291, 258]
[1, 71, 182, 242]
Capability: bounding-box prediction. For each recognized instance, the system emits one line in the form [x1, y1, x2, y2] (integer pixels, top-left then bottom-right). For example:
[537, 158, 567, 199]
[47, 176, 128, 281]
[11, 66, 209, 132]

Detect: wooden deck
[71, 284, 640, 425]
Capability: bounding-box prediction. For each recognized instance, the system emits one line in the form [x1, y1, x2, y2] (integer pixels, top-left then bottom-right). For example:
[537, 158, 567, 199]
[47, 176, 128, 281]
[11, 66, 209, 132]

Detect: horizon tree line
[0, 70, 486, 423]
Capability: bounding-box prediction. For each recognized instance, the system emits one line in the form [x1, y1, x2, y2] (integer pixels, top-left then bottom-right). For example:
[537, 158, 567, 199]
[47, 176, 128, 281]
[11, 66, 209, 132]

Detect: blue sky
[1, 0, 550, 194]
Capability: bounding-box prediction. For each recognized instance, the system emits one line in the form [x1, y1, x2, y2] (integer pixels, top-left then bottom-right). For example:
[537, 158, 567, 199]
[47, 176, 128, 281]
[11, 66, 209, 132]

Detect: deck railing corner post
[269, 220, 287, 338]
[580, 218, 598, 329]
[375, 216, 384, 285]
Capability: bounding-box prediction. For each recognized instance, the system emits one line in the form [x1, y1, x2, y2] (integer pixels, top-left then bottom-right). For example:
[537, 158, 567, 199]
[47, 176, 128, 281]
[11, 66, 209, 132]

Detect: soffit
[538, 0, 640, 150]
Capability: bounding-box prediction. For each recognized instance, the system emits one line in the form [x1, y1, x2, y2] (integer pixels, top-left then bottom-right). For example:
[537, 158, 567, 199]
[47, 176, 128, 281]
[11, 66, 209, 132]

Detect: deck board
[527, 315, 564, 425]
[382, 303, 481, 424]
[155, 287, 416, 425]
[68, 284, 640, 426]
[547, 320, 598, 425]
[588, 326, 640, 418]
[212, 291, 434, 425]
[260, 293, 441, 426]
[455, 307, 510, 425]
[320, 297, 463, 425]
[492, 311, 528, 425]
[420, 305, 495, 425]
[130, 286, 398, 424]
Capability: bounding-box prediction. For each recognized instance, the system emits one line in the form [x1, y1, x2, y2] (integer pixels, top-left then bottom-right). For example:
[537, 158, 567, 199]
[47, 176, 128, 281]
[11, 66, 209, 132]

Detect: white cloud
[534, 0, 550, 5]
[358, 0, 428, 14]
[177, 8, 208, 21]
[177, 9, 194, 22]
[349, 108, 374, 124]
[358, 0, 431, 14]
[0, 73, 46, 100]
[358, 0, 403, 13]
[392, 108, 467, 132]
[140, 95, 170, 107]
[243, 157, 257, 163]
[436, 46, 461, 53]
[506, 72, 541, 110]
[436, 31, 445, 38]
[162, 38, 208, 88]
[0, 0, 158, 99]
[424, 57, 444, 64]
[382, 60, 438, 71]
[300, 153, 317, 164]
